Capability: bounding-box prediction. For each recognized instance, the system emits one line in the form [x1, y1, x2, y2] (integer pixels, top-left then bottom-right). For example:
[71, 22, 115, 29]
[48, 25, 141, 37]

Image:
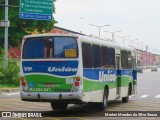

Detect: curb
[0, 88, 20, 93]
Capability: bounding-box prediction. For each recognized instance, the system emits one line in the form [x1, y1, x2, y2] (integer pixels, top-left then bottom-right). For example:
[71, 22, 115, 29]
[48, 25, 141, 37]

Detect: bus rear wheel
[122, 85, 132, 103]
[51, 102, 68, 110]
[122, 93, 129, 103]
[99, 88, 108, 110]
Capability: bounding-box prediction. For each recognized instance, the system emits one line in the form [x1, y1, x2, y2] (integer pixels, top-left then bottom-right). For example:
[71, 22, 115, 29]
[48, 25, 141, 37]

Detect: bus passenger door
[116, 55, 120, 96]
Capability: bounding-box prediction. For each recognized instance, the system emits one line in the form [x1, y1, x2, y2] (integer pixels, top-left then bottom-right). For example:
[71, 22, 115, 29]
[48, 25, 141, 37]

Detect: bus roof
[23, 33, 134, 52]
[78, 34, 134, 51]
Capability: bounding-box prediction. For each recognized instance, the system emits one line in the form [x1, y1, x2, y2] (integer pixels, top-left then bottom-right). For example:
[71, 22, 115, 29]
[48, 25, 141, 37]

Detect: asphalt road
[131, 68, 160, 100]
[0, 68, 160, 119]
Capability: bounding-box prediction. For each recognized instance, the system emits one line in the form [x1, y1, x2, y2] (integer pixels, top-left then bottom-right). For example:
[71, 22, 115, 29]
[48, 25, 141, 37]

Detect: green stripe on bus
[24, 74, 74, 92]
[118, 76, 133, 87]
[83, 76, 134, 92]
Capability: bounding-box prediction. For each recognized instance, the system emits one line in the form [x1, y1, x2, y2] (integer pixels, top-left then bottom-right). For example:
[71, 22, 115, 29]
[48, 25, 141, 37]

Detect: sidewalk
[0, 88, 20, 93]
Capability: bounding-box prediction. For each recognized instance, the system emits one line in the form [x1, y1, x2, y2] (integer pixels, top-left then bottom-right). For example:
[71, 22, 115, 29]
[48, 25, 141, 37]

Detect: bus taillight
[76, 77, 81, 81]
[20, 77, 24, 81]
[21, 81, 26, 87]
[20, 76, 27, 87]
[74, 76, 81, 87]
[74, 81, 79, 86]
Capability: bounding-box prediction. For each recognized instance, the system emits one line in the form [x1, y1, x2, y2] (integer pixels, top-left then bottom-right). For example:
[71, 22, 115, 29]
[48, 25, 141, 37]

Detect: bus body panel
[22, 60, 78, 92]
[82, 68, 134, 102]
[20, 90, 83, 102]
[20, 34, 137, 105]
[20, 35, 84, 102]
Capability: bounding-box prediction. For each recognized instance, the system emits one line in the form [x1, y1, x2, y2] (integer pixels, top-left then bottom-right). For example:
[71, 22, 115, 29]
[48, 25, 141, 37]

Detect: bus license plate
[45, 84, 55, 87]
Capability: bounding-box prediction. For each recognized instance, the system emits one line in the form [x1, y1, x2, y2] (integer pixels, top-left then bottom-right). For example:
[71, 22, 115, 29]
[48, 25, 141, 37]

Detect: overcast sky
[54, 0, 160, 54]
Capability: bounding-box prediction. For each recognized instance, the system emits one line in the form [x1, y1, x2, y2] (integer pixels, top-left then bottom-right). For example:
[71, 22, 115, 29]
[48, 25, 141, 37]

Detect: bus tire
[122, 94, 129, 103]
[122, 84, 131, 103]
[51, 102, 68, 110]
[100, 88, 108, 110]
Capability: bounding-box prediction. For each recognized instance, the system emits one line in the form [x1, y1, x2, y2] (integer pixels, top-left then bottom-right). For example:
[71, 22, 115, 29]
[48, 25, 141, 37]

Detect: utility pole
[0, 0, 10, 69]
[0, 2, 18, 69]
[104, 30, 121, 42]
[126, 39, 138, 47]
[89, 24, 110, 37]
[117, 35, 130, 45]
[4, 0, 9, 69]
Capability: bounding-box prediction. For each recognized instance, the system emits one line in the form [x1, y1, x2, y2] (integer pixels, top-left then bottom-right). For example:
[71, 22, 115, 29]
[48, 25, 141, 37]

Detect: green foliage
[0, 54, 20, 86]
[0, 0, 56, 48]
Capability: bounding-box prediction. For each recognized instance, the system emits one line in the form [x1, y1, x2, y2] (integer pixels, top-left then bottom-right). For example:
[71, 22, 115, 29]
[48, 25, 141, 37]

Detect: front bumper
[20, 90, 83, 102]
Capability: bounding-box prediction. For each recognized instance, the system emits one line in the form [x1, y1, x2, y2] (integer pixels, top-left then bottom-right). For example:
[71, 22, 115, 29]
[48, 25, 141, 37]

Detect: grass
[0, 84, 19, 88]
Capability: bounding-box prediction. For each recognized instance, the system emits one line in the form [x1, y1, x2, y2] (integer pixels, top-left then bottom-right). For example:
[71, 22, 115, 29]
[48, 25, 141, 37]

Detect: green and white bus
[20, 34, 137, 110]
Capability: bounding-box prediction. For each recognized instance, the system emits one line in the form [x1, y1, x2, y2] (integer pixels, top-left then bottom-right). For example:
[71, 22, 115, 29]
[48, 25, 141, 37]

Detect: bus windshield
[22, 36, 78, 59]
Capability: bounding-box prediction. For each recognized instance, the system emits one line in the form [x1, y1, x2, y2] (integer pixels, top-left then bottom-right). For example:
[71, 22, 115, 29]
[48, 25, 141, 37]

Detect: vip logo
[24, 67, 32, 71]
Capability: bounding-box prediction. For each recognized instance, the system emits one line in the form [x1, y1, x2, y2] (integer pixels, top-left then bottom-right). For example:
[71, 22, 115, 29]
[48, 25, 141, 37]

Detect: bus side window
[101, 47, 115, 69]
[128, 51, 132, 69]
[121, 50, 128, 69]
[44, 39, 53, 58]
[109, 48, 115, 69]
[101, 46, 109, 68]
[92, 45, 101, 68]
[82, 43, 92, 68]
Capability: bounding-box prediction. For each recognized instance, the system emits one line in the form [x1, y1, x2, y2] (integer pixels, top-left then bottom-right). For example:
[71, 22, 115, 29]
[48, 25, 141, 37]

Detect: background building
[7, 26, 160, 68]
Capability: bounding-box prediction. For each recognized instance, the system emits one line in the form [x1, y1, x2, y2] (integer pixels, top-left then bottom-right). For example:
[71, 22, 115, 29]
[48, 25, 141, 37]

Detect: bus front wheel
[51, 102, 68, 110]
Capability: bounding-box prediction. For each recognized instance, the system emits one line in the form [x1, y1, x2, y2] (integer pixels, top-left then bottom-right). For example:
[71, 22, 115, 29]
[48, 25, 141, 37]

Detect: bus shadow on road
[41, 100, 124, 117]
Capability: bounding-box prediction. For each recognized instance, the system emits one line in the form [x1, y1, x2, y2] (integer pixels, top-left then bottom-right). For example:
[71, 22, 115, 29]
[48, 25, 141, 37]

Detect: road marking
[2, 92, 19, 96]
[129, 95, 134, 98]
[140, 95, 148, 98]
[155, 94, 160, 98]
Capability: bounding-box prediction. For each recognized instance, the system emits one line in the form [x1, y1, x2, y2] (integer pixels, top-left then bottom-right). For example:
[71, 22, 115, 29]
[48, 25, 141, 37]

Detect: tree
[0, 0, 56, 48]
